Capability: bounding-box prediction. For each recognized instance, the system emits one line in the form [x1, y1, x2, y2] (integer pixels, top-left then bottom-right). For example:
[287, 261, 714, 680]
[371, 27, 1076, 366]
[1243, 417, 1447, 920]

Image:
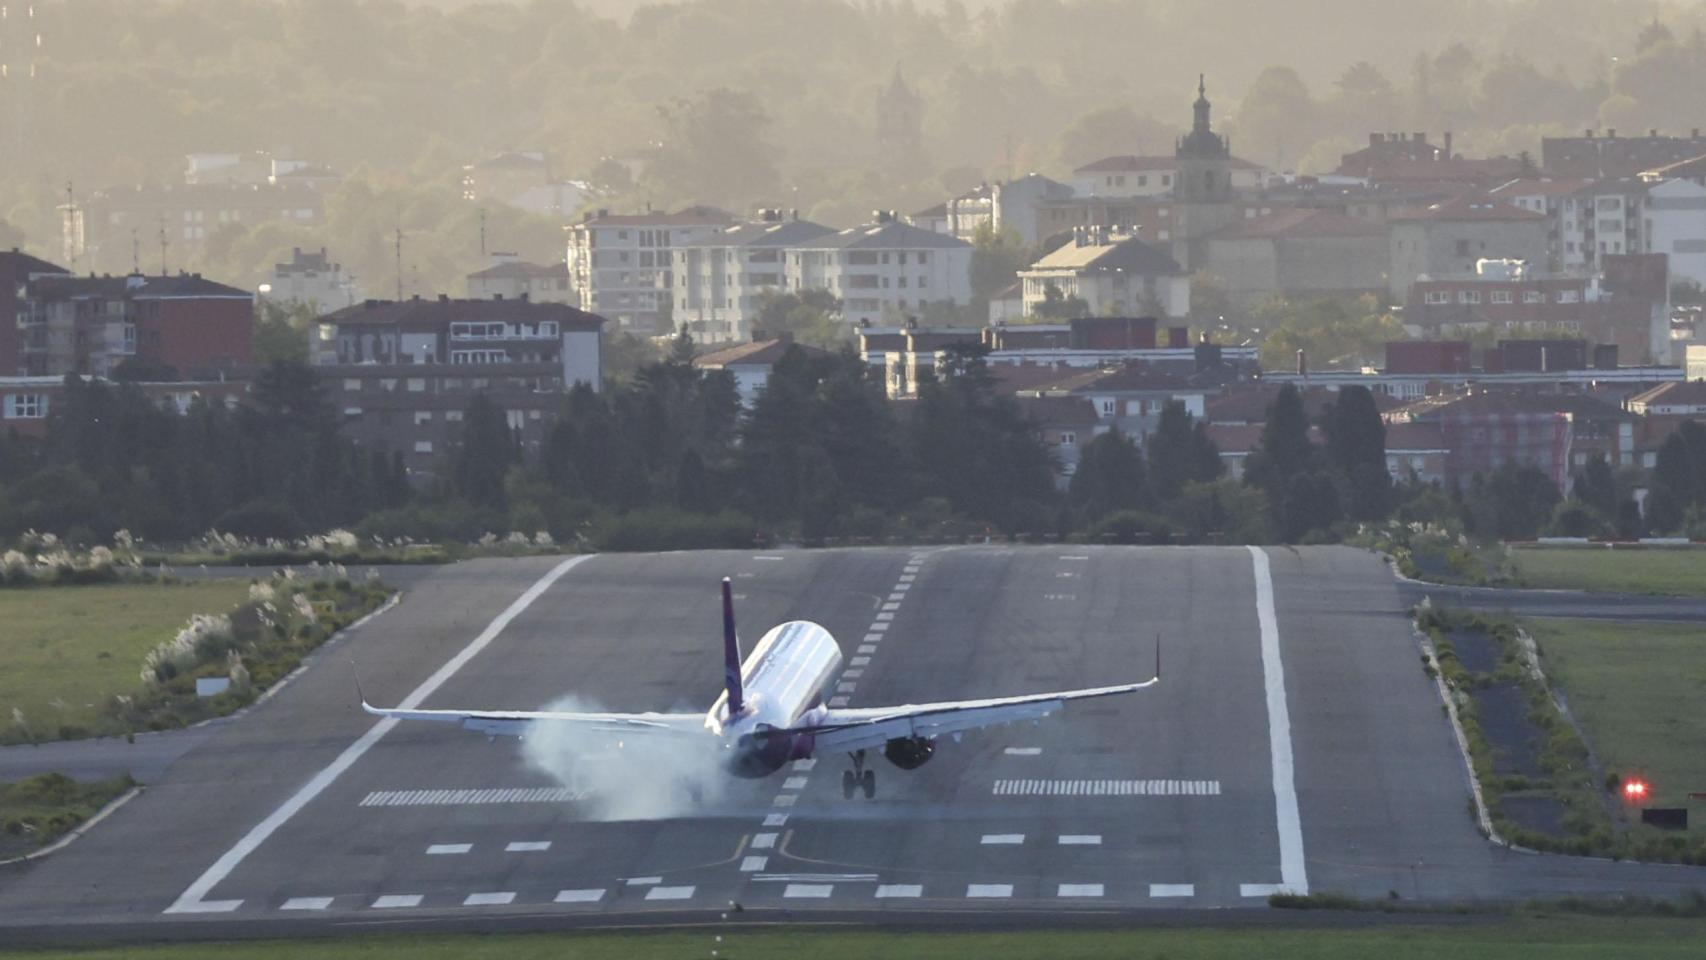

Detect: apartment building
[310, 296, 604, 483]
[1018, 229, 1188, 319]
[1543, 129, 1706, 179]
[19, 271, 253, 378]
[672, 213, 835, 344]
[265, 247, 358, 310]
[565, 207, 734, 335]
[786, 214, 973, 327]
[62, 182, 326, 275]
[465, 255, 573, 305]
[0, 249, 69, 376]
[1387, 195, 1548, 299]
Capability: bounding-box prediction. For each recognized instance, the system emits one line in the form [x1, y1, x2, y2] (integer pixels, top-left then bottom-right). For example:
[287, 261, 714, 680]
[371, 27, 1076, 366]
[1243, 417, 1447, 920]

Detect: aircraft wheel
[842, 769, 856, 799]
[861, 769, 876, 799]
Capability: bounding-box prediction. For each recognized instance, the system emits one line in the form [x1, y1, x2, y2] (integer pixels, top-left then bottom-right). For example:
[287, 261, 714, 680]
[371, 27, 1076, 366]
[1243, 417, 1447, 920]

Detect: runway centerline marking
[505, 841, 551, 852]
[1058, 883, 1103, 897]
[463, 892, 515, 906]
[164, 555, 595, 915]
[992, 779, 1220, 796]
[280, 897, 333, 911]
[967, 884, 1013, 898]
[372, 895, 422, 909]
[645, 886, 695, 901]
[1058, 835, 1101, 845]
[1248, 545, 1309, 897]
[981, 833, 1024, 845]
[1003, 747, 1042, 756]
[741, 856, 768, 872]
[555, 889, 605, 903]
[426, 843, 471, 855]
[1151, 884, 1194, 898]
[875, 884, 922, 898]
[784, 884, 834, 898]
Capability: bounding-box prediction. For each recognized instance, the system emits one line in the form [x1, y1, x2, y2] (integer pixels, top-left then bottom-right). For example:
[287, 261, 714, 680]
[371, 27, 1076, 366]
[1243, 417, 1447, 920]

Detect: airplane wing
[795, 674, 1158, 756]
[361, 702, 709, 739]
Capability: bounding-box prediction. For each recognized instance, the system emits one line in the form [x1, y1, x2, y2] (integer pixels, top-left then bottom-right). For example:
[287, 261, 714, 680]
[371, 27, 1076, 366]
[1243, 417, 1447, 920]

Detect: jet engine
[883, 735, 935, 770]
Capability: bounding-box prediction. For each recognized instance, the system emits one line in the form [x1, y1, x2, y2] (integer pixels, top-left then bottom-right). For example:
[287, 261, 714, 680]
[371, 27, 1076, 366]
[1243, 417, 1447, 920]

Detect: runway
[3, 545, 1704, 937]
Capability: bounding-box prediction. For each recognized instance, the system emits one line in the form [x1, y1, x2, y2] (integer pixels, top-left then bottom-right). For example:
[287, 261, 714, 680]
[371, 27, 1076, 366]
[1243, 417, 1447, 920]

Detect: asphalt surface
[2, 546, 1705, 942]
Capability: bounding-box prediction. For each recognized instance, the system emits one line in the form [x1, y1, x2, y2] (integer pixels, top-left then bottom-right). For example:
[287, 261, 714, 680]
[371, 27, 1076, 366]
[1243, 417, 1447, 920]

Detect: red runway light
[1623, 778, 1650, 802]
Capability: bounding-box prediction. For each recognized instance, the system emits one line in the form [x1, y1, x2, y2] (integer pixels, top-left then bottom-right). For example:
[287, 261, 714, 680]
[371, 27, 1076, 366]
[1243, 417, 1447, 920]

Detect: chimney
[1694, 129, 1701, 139]
[1585, 129, 1595, 138]
[1443, 131, 1453, 161]
[438, 293, 449, 302]
[519, 291, 529, 302]
[1651, 129, 1660, 138]
[493, 293, 503, 300]
[1296, 348, 1308, 377]
[1608, 128, 1617, 139]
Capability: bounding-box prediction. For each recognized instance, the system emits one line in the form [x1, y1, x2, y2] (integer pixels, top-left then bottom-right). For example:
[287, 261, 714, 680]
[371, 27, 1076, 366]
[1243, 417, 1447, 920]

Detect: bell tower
[1172, 75, 1237, 269]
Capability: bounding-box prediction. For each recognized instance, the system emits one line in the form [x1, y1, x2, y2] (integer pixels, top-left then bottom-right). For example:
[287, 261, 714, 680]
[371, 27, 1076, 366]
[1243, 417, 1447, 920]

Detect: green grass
[3, 918, 1706, 959]
[1510, 547, 1706, 597]
[0, 580, 252, 738]
[0, 773, 133, 860]
[1530, 617, 1706, 822]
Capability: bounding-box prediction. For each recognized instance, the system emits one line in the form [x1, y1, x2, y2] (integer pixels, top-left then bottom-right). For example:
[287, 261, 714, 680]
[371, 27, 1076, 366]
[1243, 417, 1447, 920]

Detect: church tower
[1171, 75, 1237, 270]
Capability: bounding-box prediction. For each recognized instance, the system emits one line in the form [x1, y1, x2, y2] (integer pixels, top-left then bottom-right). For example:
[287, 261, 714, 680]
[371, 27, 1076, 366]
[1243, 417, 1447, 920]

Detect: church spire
[1193, 74, 1211, 134]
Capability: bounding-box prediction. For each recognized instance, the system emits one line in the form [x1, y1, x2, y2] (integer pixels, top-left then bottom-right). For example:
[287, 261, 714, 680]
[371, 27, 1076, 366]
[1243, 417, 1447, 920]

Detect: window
[506, 410, 526, 430]
[1099, 399, 1114, 416]
[1523, 291, 1543, 303]
[1161, 174, 1171, 187]
[446, 410, 464, 422]
[407, 378, 426, 392]
[343, 407, 362, 417]
[917, 252, 928, 264]
[414, 441, 433, 454]
[380, 379, 397, 392]
[1137, 175, 1147, 187]
[1557, 290, 1580, 303]
[529, 409, 542, 420]
[1424, 291, 1450, 305]
[1060, 432, 1077, 446]
[414, 411, 433, 425]
[342, 378, 362, 391]
[3, 394, 46, 419]
[1458, 290, 1481, 304]
[1491, 291, 1512, 304]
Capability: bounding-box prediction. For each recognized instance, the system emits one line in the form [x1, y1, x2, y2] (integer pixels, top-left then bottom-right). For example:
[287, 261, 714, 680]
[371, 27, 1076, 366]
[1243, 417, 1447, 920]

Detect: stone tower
[875, 68, 925, 167]
[1172, 75, 1238, 270]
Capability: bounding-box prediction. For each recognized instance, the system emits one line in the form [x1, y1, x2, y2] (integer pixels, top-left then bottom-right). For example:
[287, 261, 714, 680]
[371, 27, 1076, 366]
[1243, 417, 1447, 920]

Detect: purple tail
[722, 577, 745, 717]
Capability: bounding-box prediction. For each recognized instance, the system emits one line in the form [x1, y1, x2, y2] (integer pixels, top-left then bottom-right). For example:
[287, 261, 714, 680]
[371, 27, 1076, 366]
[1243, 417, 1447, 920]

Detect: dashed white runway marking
[792, 759, 816, 772]
[856, 645, 877, 655]
[1003, 747, 1042, 756]
[874, 612, 894, 621]
[1151, 884, 1195, 898]
[1058, 835, 1101, 845]
[753, 555, 785, 561]
[881, 602, 901, 611]
[773, 794, 797, 807]
[1060, 555, 1090, 561]
[164, 556, 593, 915]
[966, 884, 1013, 898]
[1057, 883, 1103, 897]
[992, 779, 1221, 797]
[360, 786, 588, 807]
[837, 681, 856, 693]
[869, 622, 889, 632]
[463, 892, 515, 906]
[426, 843, 471, 855]
[842, 668, 864, 679]
[782, 776, 809, 790]
[763, 813, 788, 827]
[784, 884, 834, 898]
[898, 574, 916, 583]
[980, 834, 1025, 845]
[645, 886, 695, 901]
[505, 841, 551, 852]
[372, 895, 422, 909]
[555, 889, 605, 903]
[850, 656, 870, 666]
[280, 897, 332, 911]
[829, 695, 849, 707]
[741, 856, 768, 872]
[751, 832, 779, 850]
[166, 899, 241, 914]
[625, 876, 662, 886]
[875, 884, 922, 898]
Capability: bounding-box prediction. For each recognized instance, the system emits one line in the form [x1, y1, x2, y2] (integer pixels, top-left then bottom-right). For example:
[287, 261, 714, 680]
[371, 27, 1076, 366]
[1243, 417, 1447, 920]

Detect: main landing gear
[841, 749, 876, 800]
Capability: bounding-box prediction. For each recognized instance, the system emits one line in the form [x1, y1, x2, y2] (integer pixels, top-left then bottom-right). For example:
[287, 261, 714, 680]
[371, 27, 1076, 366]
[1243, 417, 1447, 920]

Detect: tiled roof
[1392, 389, 1634, 422]
[1628, 380, 1706, 409]
[1074, 155, 1176, 173]
[467, 260, 569, 280]
[322, 297, 604, 330]
[801, 220, 972, 251]
[1391, 193, 1545, 222]
[1204, 383, 1402, 424]
[1490, 177, 1595, 198]
[1027, 363, 1191, 395]
[31, 272, 251, 299]
[1029, 235, 1182, 274]
[1015, 395, 1100, 429]
[679, 219, 837, 249]
[582, 206, 736, 227]
[1211, 208, 1383, 241]
[0, 249, 69, 278]
[693, 338, 824, 368]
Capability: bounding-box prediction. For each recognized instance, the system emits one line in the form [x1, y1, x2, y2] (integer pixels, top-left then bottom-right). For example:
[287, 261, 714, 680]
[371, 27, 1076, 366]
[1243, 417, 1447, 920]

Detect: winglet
[352, 660, 380, 715]
[1154, 634, 1162, 684]
[722, 577, 745, 718]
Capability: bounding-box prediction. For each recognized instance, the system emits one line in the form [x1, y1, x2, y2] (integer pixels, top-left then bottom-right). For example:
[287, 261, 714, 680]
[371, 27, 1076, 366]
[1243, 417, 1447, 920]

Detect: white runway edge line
[163, 555, 596, 915]
[1247, 545, 1309, 897]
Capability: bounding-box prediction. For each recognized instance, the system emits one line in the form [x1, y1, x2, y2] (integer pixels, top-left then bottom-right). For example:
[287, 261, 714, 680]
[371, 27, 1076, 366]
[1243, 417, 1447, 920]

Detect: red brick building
[20, 272, 253, 378]
[0, 249, 70, 376]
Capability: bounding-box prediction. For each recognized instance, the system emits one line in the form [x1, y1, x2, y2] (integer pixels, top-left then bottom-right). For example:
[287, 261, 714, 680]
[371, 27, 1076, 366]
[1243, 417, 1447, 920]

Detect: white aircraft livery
[363, 578, 1160, 798]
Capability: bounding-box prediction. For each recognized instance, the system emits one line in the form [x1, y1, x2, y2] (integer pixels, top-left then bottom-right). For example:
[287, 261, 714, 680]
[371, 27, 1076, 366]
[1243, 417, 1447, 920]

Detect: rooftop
[579, 205, 736, 227]
[802, 220, 972, 251]
[466, 259, 570, 280]
[1028, 234, 1182, 275]
[1627, 380, 1706, 409]
[680, 219, 837, 249]
[322, 296, 604, 329]
[1391, 194, 1546, 222]
[1210, 208, 1383, 240]
[693, 338, 823, 368]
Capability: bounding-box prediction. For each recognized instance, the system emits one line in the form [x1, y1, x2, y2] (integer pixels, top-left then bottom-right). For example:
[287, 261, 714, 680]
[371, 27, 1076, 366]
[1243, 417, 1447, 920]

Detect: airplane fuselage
[706, 620, 843, 777]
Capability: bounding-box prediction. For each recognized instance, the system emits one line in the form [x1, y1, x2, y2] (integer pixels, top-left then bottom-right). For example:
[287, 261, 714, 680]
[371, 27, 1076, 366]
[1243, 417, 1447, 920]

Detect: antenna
[157, 214, 168, 275]
[394, 225, 403, 300]
[62, 181, 78, 268]
[131, 228, 140, 274]
[478, 207, 487, 259]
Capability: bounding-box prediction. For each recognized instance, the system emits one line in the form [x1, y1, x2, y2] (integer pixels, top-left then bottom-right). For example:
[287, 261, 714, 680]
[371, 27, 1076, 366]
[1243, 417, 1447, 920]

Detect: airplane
[362, 578, 1159, 799]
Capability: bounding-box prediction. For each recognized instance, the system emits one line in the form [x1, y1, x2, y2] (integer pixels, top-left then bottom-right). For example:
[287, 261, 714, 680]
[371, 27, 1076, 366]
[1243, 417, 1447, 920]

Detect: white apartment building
[785, 216, 974, 327]
[565, 207, 734, 335]
[673, 214, 835, 344]
[1559, 179, 1648, 271]
[1018, 228, 1189, 319]
[465, 254, 574, 304]
[264, 246, 357, 310]
[1645, 178, 1706, 287]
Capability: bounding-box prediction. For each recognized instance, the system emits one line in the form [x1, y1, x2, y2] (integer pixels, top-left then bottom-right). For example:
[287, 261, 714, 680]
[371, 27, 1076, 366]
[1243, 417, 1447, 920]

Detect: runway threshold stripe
[359, 787, 588, 807]
[784, 884, 834, 898]
[1058, 883, 1103, 897]
[280, 897, 333, 911]
[1150, 884, 1194, 898]
[555, 889, 606, 903]
[990, 779, 1222, 796]
[645, 886, 695, 901]
[164, 556, 594, 915]
[875, 884, 922, 898]
[967, 884, 1013, 898]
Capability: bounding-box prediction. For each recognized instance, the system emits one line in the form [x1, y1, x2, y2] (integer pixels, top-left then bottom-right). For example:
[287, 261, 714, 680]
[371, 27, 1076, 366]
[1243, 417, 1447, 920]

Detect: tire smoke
[519, 695, 729, 821]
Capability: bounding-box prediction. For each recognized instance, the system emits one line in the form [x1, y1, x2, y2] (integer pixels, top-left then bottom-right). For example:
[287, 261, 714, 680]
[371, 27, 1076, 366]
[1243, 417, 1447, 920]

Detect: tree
[1032, 282, 1090, 320]
[1244, 384, 1314, 496]
[1646, 422, 1706, 533]
[454, 393, 515, 510]
[647, 88, 778, 210]
[969, 223, 1031, 318]
[1069, 430, 1149, 519]
[1054, 105, 1172, 169]
[1147, 400, 1222, 500]
[1278, 471, 1342, 542]
[1320, 385, 1390, 521]
[1571, 454, 1617, 519]
[752, 289, 845, 347]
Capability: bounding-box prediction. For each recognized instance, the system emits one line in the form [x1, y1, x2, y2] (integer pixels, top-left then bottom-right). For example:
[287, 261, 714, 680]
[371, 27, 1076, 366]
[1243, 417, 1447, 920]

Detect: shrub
[215, 499, 308, 541]
[592, 508, 758, 551]
[1077, 509, 1177, 545]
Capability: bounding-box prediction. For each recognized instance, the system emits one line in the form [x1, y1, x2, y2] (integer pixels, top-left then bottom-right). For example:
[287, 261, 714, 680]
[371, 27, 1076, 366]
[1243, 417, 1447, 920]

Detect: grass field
[3, 918, 1706, 959]
[0, 773, 132, 860]
[1530, 617, 1706, 819]
[0, 580, 252, 738]
[1510, 547, 1706, 596]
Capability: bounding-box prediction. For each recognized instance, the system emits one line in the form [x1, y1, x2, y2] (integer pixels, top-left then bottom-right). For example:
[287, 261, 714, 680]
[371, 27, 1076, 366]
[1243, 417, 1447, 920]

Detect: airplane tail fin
[722, 577, 745, 717]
